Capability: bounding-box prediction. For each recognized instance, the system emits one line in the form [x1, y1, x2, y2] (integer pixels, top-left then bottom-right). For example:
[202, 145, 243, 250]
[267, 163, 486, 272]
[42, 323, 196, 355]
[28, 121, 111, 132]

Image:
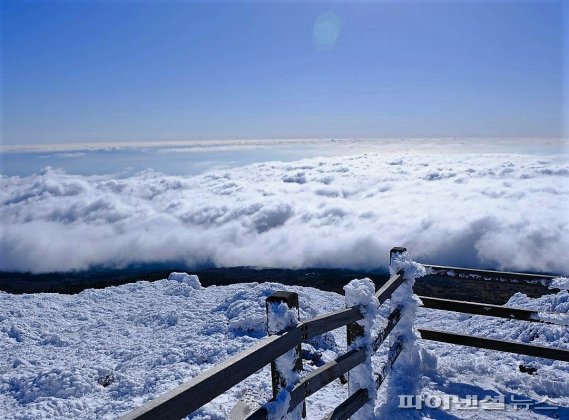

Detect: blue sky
[1, 0, 565, 145]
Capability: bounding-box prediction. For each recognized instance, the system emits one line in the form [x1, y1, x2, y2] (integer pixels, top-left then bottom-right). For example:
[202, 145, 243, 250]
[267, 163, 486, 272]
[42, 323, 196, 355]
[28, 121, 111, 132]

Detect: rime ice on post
[377, 247, 426, 416]
[344, 278, 379, 420]
[388, 248, 425, 348]
[265, 292, 303, 419]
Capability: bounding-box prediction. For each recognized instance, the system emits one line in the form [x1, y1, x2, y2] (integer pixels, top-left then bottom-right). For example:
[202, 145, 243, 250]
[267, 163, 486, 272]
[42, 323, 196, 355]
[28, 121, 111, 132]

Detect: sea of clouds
[1, 150, 568, 274]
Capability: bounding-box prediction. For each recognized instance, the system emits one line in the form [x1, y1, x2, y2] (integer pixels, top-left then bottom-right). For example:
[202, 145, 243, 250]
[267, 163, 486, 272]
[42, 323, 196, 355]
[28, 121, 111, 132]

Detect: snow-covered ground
[1, 273, 568, 419]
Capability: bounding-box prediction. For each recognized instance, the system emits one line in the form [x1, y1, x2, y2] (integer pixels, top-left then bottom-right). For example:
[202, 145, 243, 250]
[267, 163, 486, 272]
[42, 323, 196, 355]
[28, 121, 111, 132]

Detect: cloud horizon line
[1, 151, 567, 276]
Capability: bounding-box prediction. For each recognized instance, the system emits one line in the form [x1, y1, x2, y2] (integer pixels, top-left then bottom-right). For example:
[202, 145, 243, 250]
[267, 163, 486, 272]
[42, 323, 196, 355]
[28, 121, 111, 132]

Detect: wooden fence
[417, 262, 569, 363]
[121, 248, 568, 420]
[121, 248, 410, 420]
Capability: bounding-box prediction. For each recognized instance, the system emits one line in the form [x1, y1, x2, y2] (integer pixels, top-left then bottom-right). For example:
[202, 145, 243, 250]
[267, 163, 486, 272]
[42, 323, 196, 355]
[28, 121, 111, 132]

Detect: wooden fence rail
[245, 269, 407, 420]
[423, 264, 557, 285]
[417, 263, 569, 366]
[122, 254, 408, 420]
[419, 329, 569, 362]
[248, 303, 407, 419]
[418, 296, 568, 325]
[324, 336, 405, 420]
[121, 249, 567, 420]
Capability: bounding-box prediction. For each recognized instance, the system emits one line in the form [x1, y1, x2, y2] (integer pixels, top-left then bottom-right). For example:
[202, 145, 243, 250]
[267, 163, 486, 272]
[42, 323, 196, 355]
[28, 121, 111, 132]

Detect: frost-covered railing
[423, 264, 558, 286]
[120, 247, 415, 420]
[417, 262, 569, 362]
[121, 249, 569, 420]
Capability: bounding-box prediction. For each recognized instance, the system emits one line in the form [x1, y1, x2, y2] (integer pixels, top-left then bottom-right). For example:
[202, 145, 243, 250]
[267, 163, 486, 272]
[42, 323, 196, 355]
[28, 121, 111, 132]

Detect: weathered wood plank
[422, 264, 556, 285]
[245, 299, 395, 420]
[121, 305, 370, 419]
[289, 348, 366, 412]
[373, 305, 403, 352]
[119, 329, 303, 420]
[375, 335, 404, 389]
[418, 329, 569, 362]
[245, 305, 407, 420]
[302, 306, 363, 340]
[246, 348, 367, 419]
[375, 272, 405, 305]
[418, 296, 566, 325]
[323, 388, 369, 420]
[322, 336, 405, 420]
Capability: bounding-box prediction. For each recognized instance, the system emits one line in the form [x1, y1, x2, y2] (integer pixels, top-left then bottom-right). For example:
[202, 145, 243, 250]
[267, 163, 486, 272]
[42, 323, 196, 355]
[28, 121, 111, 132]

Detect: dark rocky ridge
[0, 266, 554, 305]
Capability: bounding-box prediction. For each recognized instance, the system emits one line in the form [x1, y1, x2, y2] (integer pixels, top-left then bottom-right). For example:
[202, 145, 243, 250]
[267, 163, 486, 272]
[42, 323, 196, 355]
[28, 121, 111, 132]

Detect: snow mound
[551, 277, 569, 291]
[167, 272, 201, 289]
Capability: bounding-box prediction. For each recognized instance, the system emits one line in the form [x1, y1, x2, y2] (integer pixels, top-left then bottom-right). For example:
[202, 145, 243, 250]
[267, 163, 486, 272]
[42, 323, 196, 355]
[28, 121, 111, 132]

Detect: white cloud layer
[1, 152, 568, 274]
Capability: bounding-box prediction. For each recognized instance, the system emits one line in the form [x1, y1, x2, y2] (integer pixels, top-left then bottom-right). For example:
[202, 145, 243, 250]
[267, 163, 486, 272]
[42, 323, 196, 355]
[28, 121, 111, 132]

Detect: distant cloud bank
[1, 152, 568, 274]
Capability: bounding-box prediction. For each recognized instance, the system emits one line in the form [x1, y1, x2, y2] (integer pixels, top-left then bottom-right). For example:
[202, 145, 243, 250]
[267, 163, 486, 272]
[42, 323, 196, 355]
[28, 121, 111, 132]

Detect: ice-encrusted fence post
[388, 247, 424, 354]
[376, 247, 426, 417]
[344, 278, 379, 420]
[265, 291, 304, 419]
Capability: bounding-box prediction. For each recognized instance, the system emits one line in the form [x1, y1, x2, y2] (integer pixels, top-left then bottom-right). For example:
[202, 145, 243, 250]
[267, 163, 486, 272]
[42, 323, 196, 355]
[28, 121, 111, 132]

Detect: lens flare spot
[312, 12, 341, 52]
